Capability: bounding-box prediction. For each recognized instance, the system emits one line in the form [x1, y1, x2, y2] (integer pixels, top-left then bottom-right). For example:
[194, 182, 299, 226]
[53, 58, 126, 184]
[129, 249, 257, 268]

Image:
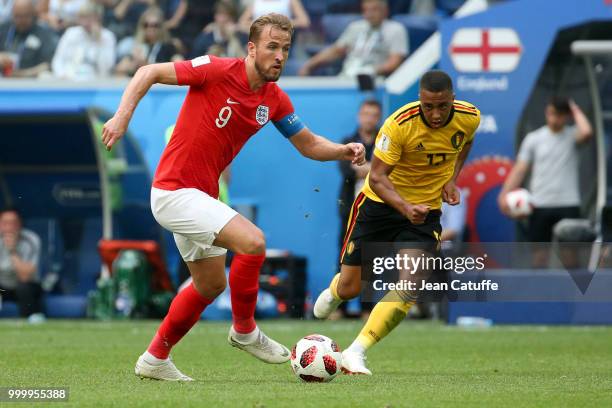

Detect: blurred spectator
[115, 6, 182, 76]
[92, 0, 121, 29]
[0, 207, 44, 320]
[52, 1, 116, 80]
[326, 0, 360, 14]
[173, 0, 217, 56]
[0, 0, 57, 77]
[338, 99, 380, 229]
[334, 99, 381, 319]
[498, 97, 592, 266]
[38, 0, 88, 33]
[0, 0, 14, 23]
[161, 0, 186, 32]
[107, 0, 186, 39]
[299, 0, 407, 78]
[112, 0, 187, 39]
[190, 0, 245, 59]
[238, 0, 310, 33]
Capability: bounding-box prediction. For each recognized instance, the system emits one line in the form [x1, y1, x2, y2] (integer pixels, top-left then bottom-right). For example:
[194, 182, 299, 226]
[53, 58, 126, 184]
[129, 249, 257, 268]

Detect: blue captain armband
[273, 112, 305, 138]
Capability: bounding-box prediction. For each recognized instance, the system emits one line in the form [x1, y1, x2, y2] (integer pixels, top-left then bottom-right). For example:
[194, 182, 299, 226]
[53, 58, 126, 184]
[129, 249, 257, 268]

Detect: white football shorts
[151, 187, 238, 261]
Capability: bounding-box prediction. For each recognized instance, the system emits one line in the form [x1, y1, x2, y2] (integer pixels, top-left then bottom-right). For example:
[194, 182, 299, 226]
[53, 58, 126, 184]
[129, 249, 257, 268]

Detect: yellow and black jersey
[362, 100, 480, 210]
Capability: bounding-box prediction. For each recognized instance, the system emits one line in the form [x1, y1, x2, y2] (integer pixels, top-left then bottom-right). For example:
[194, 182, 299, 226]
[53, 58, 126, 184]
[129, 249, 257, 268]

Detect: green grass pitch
[1, 319, 611, 407]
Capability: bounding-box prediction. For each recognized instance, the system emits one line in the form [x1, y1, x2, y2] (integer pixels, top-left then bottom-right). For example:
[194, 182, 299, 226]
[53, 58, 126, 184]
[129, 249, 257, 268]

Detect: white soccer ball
[290, 334, 343, 382]
[505, 188, 533, 217]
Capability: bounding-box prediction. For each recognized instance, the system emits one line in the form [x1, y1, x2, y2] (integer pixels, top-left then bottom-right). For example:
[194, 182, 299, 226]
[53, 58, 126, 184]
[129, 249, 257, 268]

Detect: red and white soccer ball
[290, 334, 343, 383]
[505, 188, 533, 217]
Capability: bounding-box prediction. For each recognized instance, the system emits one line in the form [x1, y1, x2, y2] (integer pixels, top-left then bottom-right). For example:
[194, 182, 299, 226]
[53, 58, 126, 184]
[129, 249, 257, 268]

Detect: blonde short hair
[249, 13, 293, 43]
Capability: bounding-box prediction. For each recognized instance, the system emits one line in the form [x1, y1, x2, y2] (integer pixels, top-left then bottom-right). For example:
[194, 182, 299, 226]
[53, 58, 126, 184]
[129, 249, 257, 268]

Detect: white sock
[143, 351, 168, 365]
[232, 325, 260, 344]
[346, 339, 367, 355]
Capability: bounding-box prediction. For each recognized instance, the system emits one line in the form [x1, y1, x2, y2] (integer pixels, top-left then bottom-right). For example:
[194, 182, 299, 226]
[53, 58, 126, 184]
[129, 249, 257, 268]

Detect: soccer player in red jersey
[101, 13, 366, 381]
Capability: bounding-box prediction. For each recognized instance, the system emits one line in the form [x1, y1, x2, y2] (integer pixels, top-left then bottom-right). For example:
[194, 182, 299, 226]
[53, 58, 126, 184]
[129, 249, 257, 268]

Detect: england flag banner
[449, 28, 522, 73]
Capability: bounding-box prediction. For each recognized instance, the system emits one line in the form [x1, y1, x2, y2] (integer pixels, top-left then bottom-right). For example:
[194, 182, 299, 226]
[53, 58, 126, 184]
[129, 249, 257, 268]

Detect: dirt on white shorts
[151, 187, 238, 262]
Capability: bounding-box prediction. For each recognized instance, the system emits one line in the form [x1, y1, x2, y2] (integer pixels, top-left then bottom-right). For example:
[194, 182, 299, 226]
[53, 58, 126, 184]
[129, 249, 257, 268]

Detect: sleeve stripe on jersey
[453, 102, 477, 112]
[454, 108, 479, 116]
[395, 107, 420, 123]
[397, 112, 420, 126]
[394, 104, 420, 120]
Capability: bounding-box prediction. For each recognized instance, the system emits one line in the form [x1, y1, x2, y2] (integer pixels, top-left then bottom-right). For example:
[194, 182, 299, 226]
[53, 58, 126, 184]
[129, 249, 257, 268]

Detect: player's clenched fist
[404, 203, 429, 225]
[442, 180, 461, 206]
[102, 115, 129, 151]
[344, 142, 366, 165]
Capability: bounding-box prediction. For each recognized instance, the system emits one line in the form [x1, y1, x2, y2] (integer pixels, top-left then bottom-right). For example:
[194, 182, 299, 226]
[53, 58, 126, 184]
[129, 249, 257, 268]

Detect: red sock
[147, 283, 212, 359]
[229, 253, 265, 334]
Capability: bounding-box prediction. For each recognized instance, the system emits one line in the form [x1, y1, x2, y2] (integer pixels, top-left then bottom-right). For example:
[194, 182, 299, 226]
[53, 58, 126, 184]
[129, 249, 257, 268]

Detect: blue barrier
[0, 296, 87, 318]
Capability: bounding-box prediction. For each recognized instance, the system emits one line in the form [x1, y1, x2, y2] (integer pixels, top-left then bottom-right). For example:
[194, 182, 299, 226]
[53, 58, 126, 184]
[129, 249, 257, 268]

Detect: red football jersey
[153, 55, 294, 198]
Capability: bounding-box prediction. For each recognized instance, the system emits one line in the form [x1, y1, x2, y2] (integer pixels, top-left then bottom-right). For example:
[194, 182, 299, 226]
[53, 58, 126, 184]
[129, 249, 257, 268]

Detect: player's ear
[247, 41, 256, 58]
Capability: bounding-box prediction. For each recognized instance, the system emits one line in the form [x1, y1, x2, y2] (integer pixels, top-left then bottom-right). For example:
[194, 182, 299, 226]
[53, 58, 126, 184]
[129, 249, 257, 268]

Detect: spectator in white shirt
[51, 1, 116, 80]
[0, 0, 14, 24]
[299, 0, 407, 78]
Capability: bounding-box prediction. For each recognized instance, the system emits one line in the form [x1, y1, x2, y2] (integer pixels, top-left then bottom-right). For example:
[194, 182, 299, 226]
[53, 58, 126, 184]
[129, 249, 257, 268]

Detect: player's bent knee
[207, 281, 227, 299]
[241, 229, 266, 255]
[196, 279, 226, 299]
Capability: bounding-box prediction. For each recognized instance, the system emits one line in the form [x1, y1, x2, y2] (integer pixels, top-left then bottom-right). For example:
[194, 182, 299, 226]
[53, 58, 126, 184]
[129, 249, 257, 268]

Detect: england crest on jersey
[256, 105, 269, 125]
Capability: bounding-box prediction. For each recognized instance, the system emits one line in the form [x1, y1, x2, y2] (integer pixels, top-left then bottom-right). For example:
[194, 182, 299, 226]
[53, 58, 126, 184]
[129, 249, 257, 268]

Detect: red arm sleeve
[271, 87, 295, 121]
[173, 55, 224, 87]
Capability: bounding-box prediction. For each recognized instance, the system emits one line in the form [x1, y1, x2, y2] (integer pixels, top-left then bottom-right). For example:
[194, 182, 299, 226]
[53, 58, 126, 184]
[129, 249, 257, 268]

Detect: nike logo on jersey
[226, 98, 240, 105]
[416, 142, 426, 151]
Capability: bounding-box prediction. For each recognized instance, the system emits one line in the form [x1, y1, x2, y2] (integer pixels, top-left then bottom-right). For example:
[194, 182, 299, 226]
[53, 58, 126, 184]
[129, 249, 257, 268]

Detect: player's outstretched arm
[102, 63, 178, 151]
[289, 128, 366, 164]
[369, 156, 429, 225]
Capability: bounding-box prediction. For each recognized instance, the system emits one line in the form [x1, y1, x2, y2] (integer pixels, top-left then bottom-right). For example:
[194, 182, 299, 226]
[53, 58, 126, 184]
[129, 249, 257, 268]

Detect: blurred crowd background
[0, 0, 486, 79]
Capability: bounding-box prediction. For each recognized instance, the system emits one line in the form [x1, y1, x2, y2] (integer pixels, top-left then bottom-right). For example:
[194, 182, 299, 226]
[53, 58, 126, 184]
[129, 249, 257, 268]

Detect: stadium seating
[302, 0, 328, 20]
[436, 0, 466, 15]
[320, 13, 362, 44]
[325, 0, 362, 14]
[392, 14, 439, 53]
